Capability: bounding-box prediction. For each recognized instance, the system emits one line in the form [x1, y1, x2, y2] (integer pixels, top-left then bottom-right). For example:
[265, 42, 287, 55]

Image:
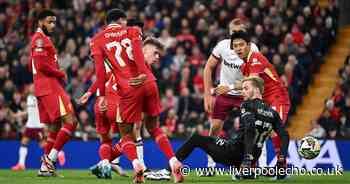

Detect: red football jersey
[90, 23, 155, 96]
[241, 51, 290, 105]
[88, 60, 118, 95]
[29, 28, 65, 97]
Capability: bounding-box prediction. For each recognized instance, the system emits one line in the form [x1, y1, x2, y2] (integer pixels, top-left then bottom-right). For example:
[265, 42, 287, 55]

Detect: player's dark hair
[231, 30, 250, 43]
[230, 30, 250, 49]
[106, 8, 127, 24]
[143, 37, 164, 52]
[127, 18, 144, 29]
[37, 10, 55, 21]
[242, 76, 265, 94]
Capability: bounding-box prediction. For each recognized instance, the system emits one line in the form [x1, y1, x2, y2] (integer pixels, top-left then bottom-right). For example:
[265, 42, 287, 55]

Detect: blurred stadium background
[0, 0, 350, 178]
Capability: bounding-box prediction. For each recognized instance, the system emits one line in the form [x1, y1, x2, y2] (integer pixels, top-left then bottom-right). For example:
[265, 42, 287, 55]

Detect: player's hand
[204, 94, 214, 113]
[129, 74, 147, 87]
[214, 85, 231, 95]
[234, 80, 242, 90]
[59, 73, 68, 86]
[77, 92, 92, 105]
[97, 96, 107, 112]
[62, 73, 68, 82]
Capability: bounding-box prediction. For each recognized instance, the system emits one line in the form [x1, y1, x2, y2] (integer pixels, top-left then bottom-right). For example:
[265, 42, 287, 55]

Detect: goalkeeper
[148, 76, 289, 180]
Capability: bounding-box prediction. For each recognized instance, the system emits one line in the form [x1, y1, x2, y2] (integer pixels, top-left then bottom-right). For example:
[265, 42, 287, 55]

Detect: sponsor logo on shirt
[251, 58, 261, 65]
[223, 59, 241, 69]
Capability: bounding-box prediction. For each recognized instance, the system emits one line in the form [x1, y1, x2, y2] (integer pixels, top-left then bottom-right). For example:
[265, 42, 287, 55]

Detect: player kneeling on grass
[148, 76, 289, 180]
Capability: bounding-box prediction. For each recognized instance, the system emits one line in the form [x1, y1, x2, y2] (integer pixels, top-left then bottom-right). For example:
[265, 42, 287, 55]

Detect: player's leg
[209, 95, 242, 137]
[37, 131, 65, 167]
[270, 103, 290, 161]
[110, 160, 128, 177]
[105, 99, 127, 177]
[44, 93, 77, 172]
[271, 103, 290, 180]
[143, 82, 184, 182]
[92, 102, 113, 178]
[97, 133, 113, 178]
[148, 134, 242, 181]
[12, 135, 30, 171]
[144, 115, 178, 160]
[119, 85, 161, 182]
[176, 133, 237, 166]
[143, 82, 176, 161]
[45, 113, 77, 166]
[91, 138, 126, 178]
[207, 95, 232, 168]
[38, 122, 60, 176]
[99, 133, 113, 160]
[207, 118, 223, 168]
[44, 123, 60, 155]
[133, 121, 147, 170]
[36, 96, 59, 176]
[118, 122, 146, 183]
[144, 115, 184, 182]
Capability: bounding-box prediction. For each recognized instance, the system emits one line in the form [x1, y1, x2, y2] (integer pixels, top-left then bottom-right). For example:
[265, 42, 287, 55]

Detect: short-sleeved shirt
[211, 39, 259, 95]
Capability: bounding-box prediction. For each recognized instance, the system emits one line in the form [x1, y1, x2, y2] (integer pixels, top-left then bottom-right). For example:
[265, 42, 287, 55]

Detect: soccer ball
[298, 136, 321, 159]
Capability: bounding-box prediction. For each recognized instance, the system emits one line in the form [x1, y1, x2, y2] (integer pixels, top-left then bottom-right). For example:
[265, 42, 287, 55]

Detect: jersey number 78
[106, 38, 133, 67]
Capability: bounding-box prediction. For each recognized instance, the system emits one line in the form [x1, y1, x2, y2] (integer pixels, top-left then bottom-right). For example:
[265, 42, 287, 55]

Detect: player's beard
[42, 25, 52, 36]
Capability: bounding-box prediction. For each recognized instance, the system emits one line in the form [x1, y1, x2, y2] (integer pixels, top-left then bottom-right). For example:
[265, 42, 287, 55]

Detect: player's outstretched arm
[129, 28, 148, 75]
[77, 91, 92, 105]
[213, 80, 243, 95]
[204, 55, 219, 113]
[84, 61, 114, 96]
[90, 39, 106, 97]
[77, 72, 111, 105]
[92, 53, 106, 96]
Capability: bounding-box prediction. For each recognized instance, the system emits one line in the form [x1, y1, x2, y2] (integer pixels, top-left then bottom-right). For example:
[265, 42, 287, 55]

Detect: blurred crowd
[0, 0, 340, 140]
[308, 49, 350, 139]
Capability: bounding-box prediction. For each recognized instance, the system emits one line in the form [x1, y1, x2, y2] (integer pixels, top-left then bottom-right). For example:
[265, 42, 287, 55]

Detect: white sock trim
[18, 146, 28, 165]
[207, 155, 216, 168]
[169, 157, 178, 168]
[48, 149, 59, 162]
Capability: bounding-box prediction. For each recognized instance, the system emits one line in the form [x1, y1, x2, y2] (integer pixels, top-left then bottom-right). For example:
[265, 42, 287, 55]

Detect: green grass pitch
[0, 170, 349, 184]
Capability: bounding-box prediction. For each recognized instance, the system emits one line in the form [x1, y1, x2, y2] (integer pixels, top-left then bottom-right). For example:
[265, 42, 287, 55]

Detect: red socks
[99, 142, 112, 161]
[44, 131, 58, 155]
[149, 127, 174, 159]
[53, 123, 76, 151]
[111, 142, 123, 161]
[120, 135, 138, 161]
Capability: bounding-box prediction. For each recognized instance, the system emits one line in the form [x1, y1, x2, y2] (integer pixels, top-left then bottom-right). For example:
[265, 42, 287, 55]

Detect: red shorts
[266, 94, 290, 124]
[212, 95, 243, 121]
[23, 127, 44, 140]
[118, 81, 161, 123]
[95, 93, 119, 134]
[37, 90, 74, 124]
[270, 102, 290, 124]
